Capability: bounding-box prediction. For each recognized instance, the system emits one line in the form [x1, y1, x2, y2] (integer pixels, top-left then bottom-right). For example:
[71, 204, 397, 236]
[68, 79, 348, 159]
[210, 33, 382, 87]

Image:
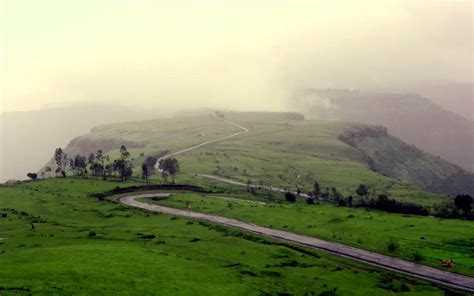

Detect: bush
[413, 251, 423, 261]
[284, 192, 296, 202]
[387, 239, 399, 252]
[88, 231, 96, 237]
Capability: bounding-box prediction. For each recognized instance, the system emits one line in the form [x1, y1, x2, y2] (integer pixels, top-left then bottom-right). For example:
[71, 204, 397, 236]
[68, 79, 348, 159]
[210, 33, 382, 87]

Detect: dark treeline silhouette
[355, 194, 429, 216]
[305, 180, 472, 220]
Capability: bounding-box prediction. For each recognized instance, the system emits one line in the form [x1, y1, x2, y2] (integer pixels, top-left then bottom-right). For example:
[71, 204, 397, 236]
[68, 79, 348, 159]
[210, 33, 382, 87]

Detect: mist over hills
[384, 82, 473, 121]
[0, 105, 167, 182]
[292, 89, 474, 172]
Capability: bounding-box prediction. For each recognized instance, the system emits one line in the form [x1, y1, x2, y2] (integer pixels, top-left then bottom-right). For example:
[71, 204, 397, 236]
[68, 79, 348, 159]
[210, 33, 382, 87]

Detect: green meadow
[146, 191, 474, 277]
[0, 179, 464, 295]
[52, 112, 447, 207]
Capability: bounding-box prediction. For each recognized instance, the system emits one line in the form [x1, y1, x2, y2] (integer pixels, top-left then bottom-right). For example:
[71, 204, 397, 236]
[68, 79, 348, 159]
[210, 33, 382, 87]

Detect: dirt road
[154, 115, 248, 169]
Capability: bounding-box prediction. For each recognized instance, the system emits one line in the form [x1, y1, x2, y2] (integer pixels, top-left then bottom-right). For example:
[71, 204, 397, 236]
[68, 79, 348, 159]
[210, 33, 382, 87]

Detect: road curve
[154, 115, 248, 169]
[120, 193, 474, 293]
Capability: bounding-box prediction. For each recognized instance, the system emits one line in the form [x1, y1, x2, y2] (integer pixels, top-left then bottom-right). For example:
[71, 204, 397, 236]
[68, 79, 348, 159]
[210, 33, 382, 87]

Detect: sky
[1, 0, 472, 113]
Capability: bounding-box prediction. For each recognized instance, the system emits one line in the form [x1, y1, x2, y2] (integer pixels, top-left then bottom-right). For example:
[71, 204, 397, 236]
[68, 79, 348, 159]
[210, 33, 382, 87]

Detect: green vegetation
[0, 179, 458, 295]
[41, 112, 454, 207]
[175, 114, 445, 206]
[146, 192, 474, 276]
[339, 126, 473, 196]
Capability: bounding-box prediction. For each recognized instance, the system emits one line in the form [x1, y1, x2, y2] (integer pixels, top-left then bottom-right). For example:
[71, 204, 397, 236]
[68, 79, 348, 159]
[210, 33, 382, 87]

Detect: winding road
[154, 114, 248, 169]
[124, 114, 474, 292]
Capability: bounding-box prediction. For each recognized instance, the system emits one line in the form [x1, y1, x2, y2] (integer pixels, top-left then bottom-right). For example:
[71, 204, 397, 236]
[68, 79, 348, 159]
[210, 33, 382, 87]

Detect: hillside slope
[339, 126, 474, 196]
[291, 89, 474, 172]
[41, 111, 473, 203]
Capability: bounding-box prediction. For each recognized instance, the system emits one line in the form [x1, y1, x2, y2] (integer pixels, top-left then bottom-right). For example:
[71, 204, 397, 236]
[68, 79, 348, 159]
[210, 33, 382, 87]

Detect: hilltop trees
[88, 149, 111, 179]
[47, 145, 136, 181]
[54, 148, 68, 177]
[70, 154, 87, 177]
[159, 158, 180, 183]
[114, 145, 133, 181]
[141, 156, 157, 183]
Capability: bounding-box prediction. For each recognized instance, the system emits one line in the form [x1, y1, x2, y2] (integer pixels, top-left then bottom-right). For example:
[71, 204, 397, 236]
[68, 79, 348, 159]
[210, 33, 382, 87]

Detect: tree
[94, 150, 110, 179]
[27, 173, 37, 180]
[143, 156, 157, 175]
[356, 184, 368, 197]
[88, 153, 95, 165]
[284, 191, 296, 202]
[54, 148, 68, 177]
[70, 154, 87, 177]
[120, 145, 130, 159]
[114, 145, 133, 181]
[158, 158, 180, 183]
[454, 194, 472, 214]
[313, 181, 321, 198]
[141, 163, 149, 182]
[346, 195, 353, 207]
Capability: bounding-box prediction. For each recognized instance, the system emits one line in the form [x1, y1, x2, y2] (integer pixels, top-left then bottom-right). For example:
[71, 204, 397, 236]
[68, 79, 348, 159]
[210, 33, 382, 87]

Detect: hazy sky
[1, 0, 472, 113]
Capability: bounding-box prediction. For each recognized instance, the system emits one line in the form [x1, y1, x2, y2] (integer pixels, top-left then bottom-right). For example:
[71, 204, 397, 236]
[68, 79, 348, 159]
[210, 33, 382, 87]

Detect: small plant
[319, 287, 337, 296]
[413, 251, 423, 261]
[88, 231, 96, 237]
[387, 239, 399, 252]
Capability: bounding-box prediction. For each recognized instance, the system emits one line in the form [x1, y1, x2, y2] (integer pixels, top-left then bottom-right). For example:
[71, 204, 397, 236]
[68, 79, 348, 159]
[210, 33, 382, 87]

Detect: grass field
[45, 112, 451, 207]
[174, 115, 445, 206]
[144, 191, 474, 277]
[2, 178, 464, 295]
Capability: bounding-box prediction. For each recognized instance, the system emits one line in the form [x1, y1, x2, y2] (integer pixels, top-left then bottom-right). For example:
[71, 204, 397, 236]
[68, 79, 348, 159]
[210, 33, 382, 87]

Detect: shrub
[284, 192, 296, 202]
[387, 239, 399, 252]
[413, 251, 423, 261]
[88, 231, 96, 237]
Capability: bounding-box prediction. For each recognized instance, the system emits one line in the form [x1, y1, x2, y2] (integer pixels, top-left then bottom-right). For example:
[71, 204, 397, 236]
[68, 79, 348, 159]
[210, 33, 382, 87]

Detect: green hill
[41, 111, 471, 205]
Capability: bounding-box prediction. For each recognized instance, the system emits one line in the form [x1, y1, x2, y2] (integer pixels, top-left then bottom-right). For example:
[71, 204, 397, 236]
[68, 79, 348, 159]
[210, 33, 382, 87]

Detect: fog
[1, 0, 473, 182]
[1, 0, 472, 113]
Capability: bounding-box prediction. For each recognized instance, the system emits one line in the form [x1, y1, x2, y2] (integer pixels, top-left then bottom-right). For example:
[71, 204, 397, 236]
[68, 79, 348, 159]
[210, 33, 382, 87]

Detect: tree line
[284, 180, 472, 220]
[29, 145, 180, 183]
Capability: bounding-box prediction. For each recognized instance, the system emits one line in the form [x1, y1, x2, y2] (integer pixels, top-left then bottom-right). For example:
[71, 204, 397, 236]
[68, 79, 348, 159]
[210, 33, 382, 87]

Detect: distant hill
[40, 111, 471, 203]
[291, 89, 474, 172]
[385, 82, 473, 121]
[0, 104, 167, 182]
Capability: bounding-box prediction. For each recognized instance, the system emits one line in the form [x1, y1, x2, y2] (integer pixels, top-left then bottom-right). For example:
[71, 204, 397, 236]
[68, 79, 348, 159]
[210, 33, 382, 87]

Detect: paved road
[196, 173, 310, 197]
[120, 193, 474, 292]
